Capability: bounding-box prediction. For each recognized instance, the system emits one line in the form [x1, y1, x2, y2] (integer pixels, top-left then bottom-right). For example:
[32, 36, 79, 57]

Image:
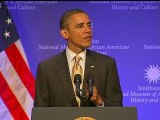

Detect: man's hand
[86, 85, 103, 106]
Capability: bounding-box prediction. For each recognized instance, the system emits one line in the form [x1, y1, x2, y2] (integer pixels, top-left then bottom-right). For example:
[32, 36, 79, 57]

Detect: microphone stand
[79, 89, 88, 107]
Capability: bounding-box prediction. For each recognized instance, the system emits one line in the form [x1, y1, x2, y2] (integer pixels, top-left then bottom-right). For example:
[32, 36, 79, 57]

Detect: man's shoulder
[88, 49, 115, 61]
[88, 49, 117, 67]
[39, 50, 65, 65]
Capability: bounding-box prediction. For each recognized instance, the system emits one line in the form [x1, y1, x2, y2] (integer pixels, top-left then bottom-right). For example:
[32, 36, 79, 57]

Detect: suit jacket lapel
[56, 50, 78, 106]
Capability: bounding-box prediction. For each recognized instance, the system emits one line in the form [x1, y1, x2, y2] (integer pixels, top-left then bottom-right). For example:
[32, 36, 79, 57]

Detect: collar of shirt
[66, 47, 86, 63]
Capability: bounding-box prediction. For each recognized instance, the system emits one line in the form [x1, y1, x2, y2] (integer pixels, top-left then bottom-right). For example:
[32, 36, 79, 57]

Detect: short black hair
[59, 9, 87, 29]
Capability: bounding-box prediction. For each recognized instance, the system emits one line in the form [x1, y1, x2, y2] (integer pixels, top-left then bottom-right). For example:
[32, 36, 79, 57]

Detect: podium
[31, 107, 137, 120]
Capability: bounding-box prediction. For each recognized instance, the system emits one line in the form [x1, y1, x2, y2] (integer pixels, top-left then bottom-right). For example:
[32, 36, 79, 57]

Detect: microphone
[86, 74, 94, 99]
[74, 74, 82, 98]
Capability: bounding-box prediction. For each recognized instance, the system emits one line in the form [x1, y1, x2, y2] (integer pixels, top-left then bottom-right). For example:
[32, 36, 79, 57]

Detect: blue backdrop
[6, 1, 160, 120]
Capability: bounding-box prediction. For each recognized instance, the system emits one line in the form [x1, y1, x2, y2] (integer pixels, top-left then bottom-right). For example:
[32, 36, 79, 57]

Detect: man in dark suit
[34, 9, 123, 107]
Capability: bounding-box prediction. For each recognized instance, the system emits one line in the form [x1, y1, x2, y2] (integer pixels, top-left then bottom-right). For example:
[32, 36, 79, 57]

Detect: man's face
[61, 13, 92, 53]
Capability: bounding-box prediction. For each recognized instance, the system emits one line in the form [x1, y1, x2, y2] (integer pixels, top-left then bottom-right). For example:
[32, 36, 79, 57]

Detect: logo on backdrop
[144, 64, 160, 84]
[74, 117, 95, 120]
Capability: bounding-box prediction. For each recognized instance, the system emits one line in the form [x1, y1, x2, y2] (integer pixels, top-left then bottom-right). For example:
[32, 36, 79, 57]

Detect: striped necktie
[71, 55, 83, 107]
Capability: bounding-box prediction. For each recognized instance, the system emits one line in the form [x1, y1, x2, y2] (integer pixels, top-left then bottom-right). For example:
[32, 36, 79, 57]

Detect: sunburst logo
[144, 64, 160, 84]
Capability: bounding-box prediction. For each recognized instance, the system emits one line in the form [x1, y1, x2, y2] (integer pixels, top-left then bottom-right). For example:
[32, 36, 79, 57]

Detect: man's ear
[60, 29, 69, 39]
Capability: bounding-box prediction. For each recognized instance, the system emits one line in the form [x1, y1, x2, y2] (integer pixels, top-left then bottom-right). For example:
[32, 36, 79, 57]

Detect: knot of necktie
[73, 55, 82, 74]
[74, 55, 82, 64]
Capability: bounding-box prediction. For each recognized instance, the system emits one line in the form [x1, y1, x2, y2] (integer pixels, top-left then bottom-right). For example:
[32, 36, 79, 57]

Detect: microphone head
[86, 74, 94, 84]
[74, 74, 82, 84]
[86, 74, 94, 99]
